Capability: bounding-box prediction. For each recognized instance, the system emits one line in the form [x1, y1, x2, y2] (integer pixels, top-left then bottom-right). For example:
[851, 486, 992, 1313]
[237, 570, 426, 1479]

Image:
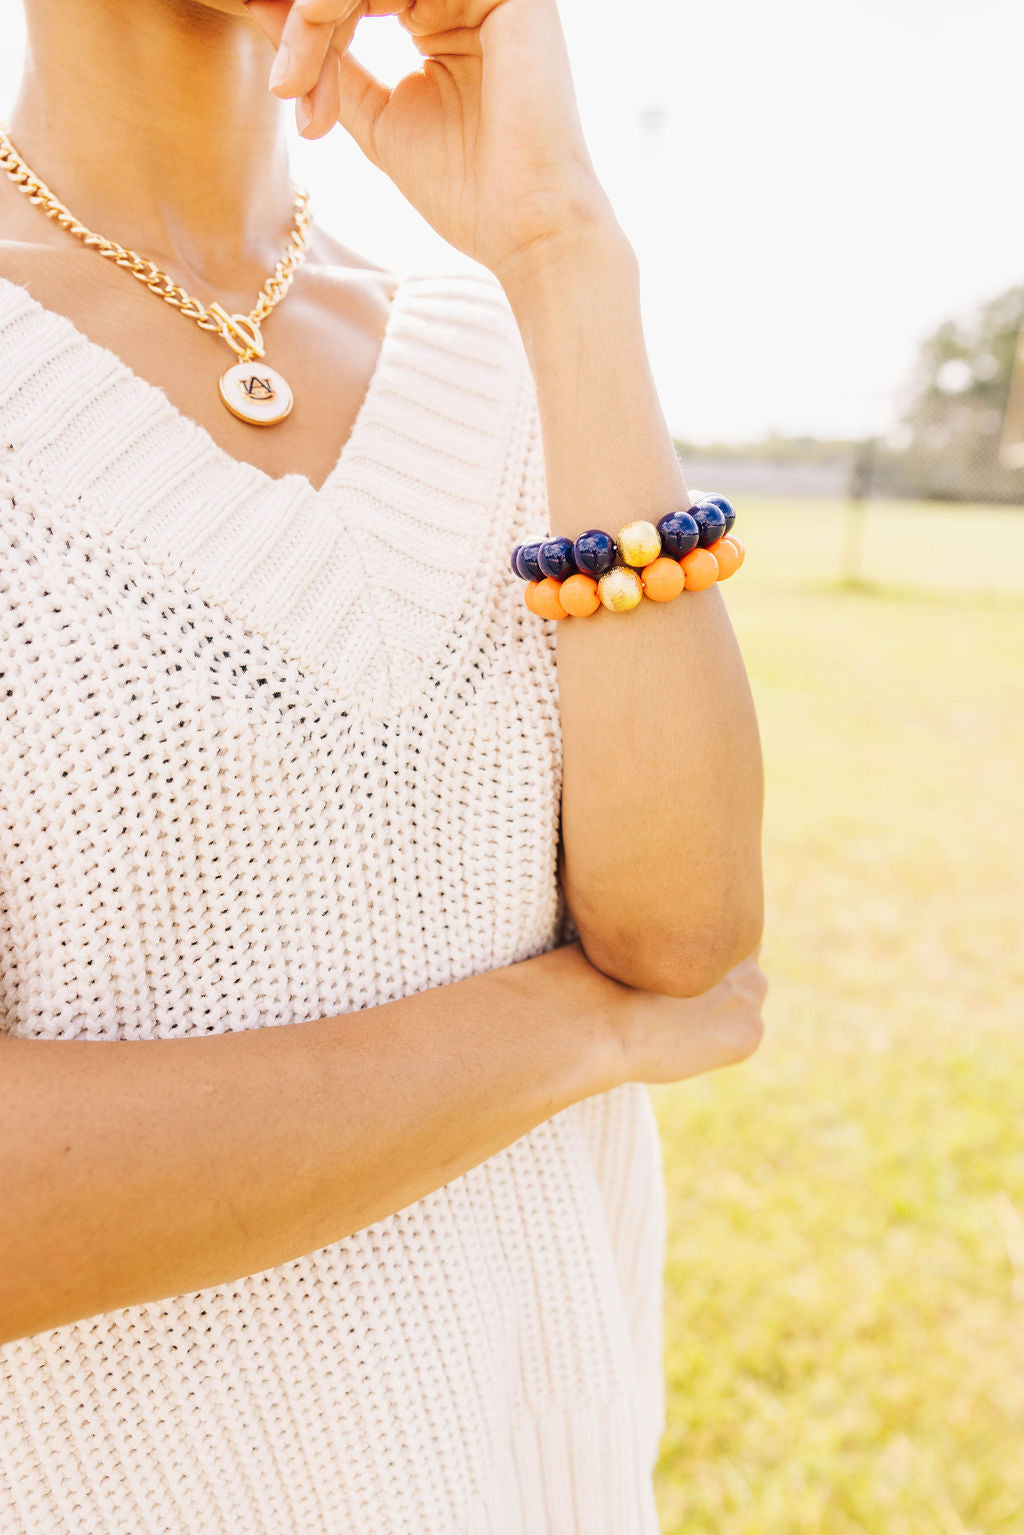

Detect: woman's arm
[0, 941, 761, 1346]
[500, 227, 764, 1000]
[246, 0, 765, 1000]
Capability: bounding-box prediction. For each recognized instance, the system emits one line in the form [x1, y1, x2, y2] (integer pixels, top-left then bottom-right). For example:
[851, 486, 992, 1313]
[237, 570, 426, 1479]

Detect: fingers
[333, 49, 391, 164]
[245, 0, 381, 141]
[402, 22, 482, 58]
[296, 44, 342, 138]
[325, 7, 367, 64]
[271, 0, 409, 99]
[289, 0, 408, 18]
[295, 5, 371, 137]
[402, 0, 503, 33]
[272, 5, 342, 98]
[247, 0, 495, 115]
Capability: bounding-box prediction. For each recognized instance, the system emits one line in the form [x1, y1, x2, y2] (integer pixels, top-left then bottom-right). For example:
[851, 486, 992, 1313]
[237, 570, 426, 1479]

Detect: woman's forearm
[0, 943, 625, 1345]
[499, 225, 765, 998]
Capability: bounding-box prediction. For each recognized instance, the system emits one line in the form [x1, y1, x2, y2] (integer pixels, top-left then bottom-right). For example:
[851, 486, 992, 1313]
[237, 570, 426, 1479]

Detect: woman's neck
[7, 1, 296, 292]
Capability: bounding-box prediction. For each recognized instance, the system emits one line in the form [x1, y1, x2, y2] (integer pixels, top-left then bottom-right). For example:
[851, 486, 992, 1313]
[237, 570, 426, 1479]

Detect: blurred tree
[892, 284, 1024, 502]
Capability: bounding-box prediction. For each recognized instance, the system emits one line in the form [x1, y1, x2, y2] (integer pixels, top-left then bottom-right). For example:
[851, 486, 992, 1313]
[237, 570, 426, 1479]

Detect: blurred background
[3, 2, 1022, 1530]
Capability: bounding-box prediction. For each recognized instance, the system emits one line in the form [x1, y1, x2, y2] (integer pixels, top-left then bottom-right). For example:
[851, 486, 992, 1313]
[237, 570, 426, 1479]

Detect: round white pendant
[218, 360, 294, 426]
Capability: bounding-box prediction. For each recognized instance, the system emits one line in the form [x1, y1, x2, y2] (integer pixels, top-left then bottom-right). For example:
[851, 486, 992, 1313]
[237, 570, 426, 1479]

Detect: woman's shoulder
[311, 225, 524, 357]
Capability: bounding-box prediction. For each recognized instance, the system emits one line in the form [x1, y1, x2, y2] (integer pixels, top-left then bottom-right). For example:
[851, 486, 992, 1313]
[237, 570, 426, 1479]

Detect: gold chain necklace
[0, 124, 312, 427]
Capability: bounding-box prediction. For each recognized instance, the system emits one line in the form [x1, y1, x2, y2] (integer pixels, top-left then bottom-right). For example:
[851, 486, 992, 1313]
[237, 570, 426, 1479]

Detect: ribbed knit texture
[0, 269, 666, 1535]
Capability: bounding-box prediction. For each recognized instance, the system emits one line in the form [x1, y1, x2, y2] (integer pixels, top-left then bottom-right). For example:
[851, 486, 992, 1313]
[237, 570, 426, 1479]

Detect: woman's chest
[0, 265, 553, 1038]
[0, 238, 400, 491]
[0, 513, 563, 1040]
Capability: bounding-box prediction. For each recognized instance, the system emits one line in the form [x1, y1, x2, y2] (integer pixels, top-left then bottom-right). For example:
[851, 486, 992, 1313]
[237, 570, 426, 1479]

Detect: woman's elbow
[643, 910, 764, 998]
[582, 901, 765, 1000]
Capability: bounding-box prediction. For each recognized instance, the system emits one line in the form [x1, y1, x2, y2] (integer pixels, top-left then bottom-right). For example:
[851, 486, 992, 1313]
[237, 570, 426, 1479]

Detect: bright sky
[1, 0, 1021, 443]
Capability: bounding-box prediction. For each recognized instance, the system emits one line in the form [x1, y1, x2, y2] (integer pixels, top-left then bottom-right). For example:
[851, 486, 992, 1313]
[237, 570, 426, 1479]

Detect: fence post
[1000, 320, 1024, 469]
[842, 438, 877, 587]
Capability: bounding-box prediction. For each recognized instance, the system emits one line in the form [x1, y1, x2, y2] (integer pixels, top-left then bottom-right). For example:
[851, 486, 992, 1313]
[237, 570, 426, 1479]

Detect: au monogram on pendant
[218, 360, 294, 425]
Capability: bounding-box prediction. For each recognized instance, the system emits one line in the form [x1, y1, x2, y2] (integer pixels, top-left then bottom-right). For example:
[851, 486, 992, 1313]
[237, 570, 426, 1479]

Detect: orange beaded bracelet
[512, 497, 744, 620]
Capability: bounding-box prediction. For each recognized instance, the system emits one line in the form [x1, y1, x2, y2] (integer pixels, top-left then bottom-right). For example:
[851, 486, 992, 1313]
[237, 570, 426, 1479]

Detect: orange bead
[641, 556, 686, 603]
[725, 534, 745, 569]
[531, 576, 570, 620]
[708, 537, 741, 580]
[559, 572, 601, 617]
[680, 547, 719, 591]
[524, 580, 542, 614]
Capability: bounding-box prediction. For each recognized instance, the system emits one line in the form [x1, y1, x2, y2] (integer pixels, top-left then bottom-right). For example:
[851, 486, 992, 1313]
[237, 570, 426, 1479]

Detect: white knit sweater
[0, 269, 666, 1535]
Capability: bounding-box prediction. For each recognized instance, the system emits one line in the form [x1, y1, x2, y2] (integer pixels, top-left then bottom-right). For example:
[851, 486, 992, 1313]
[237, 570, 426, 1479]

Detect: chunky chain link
[0, 124, 312, 361]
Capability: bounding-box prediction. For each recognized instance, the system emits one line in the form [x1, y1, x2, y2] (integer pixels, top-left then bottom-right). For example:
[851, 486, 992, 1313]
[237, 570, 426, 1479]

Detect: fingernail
[269, 44, 291, 90]
[295, 96, 313, 133]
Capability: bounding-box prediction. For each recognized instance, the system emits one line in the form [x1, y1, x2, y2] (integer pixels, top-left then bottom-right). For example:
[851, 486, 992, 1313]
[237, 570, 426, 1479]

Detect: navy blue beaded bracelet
[511, 495, 742, 618]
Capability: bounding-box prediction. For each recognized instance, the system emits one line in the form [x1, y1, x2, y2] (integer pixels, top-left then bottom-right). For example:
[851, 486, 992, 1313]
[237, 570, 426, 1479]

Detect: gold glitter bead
[616, 520, 662, 568]
[597, 566, 644, 612]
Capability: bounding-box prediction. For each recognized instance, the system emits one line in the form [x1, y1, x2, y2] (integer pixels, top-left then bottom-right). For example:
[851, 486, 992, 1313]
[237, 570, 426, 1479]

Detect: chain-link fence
[678, 433, 1024, 507]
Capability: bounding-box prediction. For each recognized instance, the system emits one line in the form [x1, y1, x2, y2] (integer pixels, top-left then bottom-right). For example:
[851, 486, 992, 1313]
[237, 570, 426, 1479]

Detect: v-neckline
[0, 267, 412, 501]
[0, 265, 532, 716]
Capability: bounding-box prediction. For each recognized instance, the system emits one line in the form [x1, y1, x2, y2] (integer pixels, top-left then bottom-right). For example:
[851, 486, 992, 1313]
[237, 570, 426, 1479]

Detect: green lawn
[653, 496, 1024, 1534]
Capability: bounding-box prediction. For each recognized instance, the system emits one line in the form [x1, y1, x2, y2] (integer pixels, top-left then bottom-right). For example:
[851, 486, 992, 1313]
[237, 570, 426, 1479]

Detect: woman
[0, 2, 765, 1530]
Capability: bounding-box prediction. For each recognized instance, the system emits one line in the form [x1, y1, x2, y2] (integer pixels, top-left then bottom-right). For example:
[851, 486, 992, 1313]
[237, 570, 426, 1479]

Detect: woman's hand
[244, 0, 620, 287]
[611, 951, 767, 1087]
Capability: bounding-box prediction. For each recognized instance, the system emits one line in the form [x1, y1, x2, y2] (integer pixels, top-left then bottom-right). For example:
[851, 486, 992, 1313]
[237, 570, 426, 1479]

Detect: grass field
[652, 496, 1024, 1535]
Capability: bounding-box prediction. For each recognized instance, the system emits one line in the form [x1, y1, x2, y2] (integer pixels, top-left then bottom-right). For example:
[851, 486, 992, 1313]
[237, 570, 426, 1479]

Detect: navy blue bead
[699, 493, 736, 535]
[656, 510, 700, 560]
[511, 545, 527, 579]
[538, 536, 578, 581]
[691, 502, 728, 548]
[518, 539, 546, 583]
[573, 528, 618, 577]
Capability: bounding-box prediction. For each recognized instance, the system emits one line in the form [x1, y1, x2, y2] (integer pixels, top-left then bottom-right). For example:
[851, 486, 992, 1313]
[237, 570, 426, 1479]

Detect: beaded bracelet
[511, 494, 744, 619]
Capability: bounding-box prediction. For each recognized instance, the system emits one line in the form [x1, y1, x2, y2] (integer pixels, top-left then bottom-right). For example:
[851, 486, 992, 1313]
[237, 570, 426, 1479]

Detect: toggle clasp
[210, 302, 266, 362]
